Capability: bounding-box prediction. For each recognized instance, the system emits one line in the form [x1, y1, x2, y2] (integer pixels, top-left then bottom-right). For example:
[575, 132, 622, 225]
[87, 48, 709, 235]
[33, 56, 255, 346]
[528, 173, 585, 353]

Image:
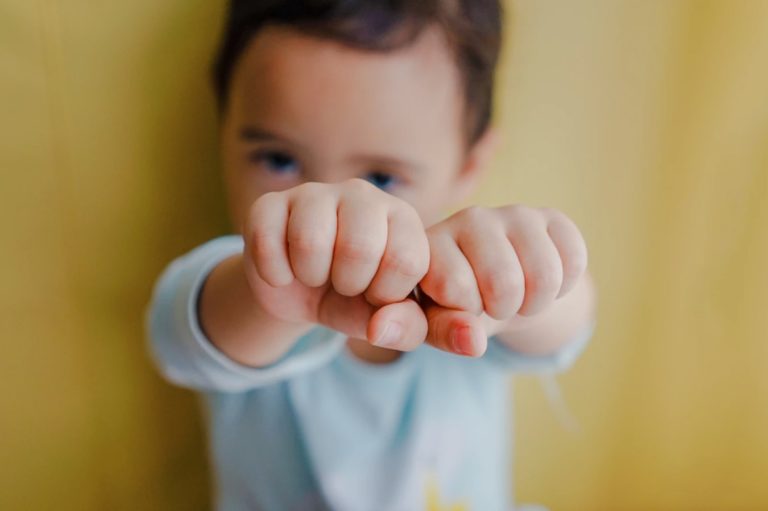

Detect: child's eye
[364, 171, 398, 191]
[250, 150, 299, 175]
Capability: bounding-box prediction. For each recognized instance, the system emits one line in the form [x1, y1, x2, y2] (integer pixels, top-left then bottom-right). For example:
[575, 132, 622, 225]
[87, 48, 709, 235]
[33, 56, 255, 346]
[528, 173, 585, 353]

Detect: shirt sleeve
[144, 235, 346, 392]
[481, 321, 595, 374]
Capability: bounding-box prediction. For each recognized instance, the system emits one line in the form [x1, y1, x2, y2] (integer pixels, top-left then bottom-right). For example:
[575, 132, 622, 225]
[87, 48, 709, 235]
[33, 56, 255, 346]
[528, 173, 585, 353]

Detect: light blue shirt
[146, 236, 592, 511]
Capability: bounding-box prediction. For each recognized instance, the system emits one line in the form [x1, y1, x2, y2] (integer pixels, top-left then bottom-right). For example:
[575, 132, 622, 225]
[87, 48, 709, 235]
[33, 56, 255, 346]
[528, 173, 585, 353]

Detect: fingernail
[373, 321, 403, 348]
[451, 325, 475, 356]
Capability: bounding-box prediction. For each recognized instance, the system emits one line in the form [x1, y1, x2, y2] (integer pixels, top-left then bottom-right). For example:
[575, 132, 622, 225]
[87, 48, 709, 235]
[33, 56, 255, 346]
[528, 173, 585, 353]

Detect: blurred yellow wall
[1, 1, 766, 510]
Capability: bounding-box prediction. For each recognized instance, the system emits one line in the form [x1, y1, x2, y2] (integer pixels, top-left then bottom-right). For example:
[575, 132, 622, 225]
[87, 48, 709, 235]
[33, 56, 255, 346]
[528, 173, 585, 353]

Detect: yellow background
[1, 1, 766, 509]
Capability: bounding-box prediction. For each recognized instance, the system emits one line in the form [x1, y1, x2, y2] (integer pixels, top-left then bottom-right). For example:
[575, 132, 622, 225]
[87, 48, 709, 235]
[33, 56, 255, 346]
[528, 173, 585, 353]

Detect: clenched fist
[242, 179, 432, 350]
[419, 205, 588, 354]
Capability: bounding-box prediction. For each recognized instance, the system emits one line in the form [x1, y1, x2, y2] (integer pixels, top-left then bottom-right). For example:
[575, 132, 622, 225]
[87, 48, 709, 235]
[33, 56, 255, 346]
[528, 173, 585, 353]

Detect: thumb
[317, 292, 428, 352]
[367, 298, 429, 352]
[424, 304, 488, 357]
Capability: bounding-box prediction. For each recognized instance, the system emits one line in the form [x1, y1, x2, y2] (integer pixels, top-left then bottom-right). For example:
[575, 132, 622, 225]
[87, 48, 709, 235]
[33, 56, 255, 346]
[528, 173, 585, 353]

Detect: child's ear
[451, 126, 500, 204]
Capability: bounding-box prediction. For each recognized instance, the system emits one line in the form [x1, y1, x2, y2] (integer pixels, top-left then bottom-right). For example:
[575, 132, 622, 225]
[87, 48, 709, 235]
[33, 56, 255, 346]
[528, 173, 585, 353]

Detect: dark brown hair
[212, 0, 503, 143]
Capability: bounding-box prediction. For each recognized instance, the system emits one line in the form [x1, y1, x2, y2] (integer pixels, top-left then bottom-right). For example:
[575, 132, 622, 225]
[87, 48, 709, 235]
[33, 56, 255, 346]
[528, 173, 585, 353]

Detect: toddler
[146, 1, 596, 509]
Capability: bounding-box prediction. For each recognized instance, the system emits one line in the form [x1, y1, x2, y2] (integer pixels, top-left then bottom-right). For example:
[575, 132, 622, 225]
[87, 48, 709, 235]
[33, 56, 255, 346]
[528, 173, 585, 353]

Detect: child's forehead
[232, 25, 461, 107]
[228, 25, 466, 152]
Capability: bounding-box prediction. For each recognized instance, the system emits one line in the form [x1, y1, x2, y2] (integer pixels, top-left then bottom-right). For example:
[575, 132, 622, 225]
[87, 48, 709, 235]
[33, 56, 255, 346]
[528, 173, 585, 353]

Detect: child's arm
[197, 252, 313, 368]
[197, 179, 434, 368]
[482, 270, 595, 355]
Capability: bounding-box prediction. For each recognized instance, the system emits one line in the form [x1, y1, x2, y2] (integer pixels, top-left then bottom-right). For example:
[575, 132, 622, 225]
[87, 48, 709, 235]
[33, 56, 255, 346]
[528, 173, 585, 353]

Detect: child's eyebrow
[239, 126, 288, 143]
[349, 154, 424, 174]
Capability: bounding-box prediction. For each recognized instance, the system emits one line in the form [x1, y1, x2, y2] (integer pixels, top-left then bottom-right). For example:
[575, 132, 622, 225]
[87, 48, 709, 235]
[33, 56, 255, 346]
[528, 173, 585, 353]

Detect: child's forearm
[485, 271, 596, 355]
[198, 254, 313, 367]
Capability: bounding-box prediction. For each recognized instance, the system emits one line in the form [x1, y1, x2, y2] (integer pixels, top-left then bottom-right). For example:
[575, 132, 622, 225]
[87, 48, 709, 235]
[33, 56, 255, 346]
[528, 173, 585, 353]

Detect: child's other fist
[421, 205, 588, 320]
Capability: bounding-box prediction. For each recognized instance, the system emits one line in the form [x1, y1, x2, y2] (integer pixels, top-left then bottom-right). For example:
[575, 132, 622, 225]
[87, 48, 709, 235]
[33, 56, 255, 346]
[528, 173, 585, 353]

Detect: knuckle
[255, 190, 284, 209]
[541, 206, 566, 221]
[482, 269, 523, 318]
[246, 194, 285, 236]
[483, 267, 521, 301]
[526, 263, 562, 294]
[288, 230, 328, 255]
[247, 195, 274, 226]
[546, 210, 583, 241]
[393, 197, 421, 215]
[459, 205, 489, 223]
[380, 250, 428, 280]
[501, 204, 544, 227]
[335, 238, 380, 263]
[426, 221, 450, 240]
[500, 203, 529, 218]
[251, 235, 280, 261]
[344, 177, 377, 195]
[391, 205, 425, 233]
[293, 181, 326, 198]
[427, 272, 477, 309]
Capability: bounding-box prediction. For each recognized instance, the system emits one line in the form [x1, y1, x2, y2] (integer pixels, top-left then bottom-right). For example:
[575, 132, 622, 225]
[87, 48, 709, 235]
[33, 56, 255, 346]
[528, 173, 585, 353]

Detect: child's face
[220, 25, 493, 229]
